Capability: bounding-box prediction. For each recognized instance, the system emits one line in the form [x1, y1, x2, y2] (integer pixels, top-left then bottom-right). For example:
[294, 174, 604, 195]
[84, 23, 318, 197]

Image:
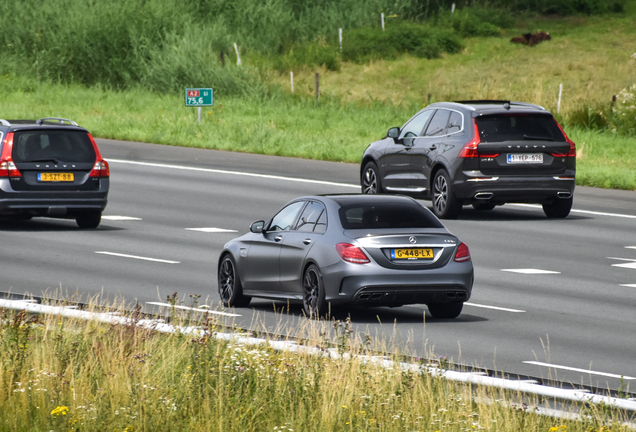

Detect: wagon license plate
[38, 173, 74, 182]
[507, 153, 543, 164]
[391, 248, 434, 260]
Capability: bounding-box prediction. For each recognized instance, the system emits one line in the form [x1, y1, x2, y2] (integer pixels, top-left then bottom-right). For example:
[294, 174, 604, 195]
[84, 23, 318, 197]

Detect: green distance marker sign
[185, 88, 213, 106]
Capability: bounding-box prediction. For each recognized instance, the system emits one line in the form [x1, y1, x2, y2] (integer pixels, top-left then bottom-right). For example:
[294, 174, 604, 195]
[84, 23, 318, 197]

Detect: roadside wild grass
[0, 302, 632, 431]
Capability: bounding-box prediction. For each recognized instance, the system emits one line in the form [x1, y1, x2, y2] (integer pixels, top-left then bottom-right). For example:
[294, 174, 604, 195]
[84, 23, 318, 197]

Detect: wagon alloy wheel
[432, 170, 461, 219]
[303, 264, 327, 318]
[361, 161, 382, 194]
[217, 255, 251, 308]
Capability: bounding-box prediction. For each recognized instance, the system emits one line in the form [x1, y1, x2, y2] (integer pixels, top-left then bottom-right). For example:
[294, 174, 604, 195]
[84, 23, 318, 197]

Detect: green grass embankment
[0, 305, 631, 431]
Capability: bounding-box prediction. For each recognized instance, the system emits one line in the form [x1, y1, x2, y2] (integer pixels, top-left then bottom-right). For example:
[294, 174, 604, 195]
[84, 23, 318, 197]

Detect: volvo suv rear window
[12, 130, 96, 163]
[339, 203, 443, 229]
[476, 115, 565, 143]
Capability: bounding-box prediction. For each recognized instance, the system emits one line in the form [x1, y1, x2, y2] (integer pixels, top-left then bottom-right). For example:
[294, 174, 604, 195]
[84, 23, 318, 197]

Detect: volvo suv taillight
[454, 242, 471, 262]
[0, 132, 22, 178]
[553, 119, 576, 158]
[458, 122, 499, 159]
[336, 243, 371, 264]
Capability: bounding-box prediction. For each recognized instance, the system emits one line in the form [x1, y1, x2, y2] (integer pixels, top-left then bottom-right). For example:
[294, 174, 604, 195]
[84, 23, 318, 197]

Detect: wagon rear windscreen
[476, 115, 565, 143]
[339, 203, 443, 229]
[12, 130, 96, 163]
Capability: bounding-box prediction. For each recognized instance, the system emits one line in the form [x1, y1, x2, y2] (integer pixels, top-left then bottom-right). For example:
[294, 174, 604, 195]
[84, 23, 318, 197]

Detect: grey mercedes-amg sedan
[218, 194, 474, 319]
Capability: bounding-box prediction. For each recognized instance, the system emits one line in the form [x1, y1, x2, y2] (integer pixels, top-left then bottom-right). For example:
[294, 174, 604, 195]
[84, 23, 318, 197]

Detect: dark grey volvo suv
[360, 101, 576, 219]
[0, 118, 109, 228]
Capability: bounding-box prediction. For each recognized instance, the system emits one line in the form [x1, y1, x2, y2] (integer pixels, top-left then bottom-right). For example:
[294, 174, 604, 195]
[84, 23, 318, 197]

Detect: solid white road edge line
[1, 298, 635, 414]
[510, 203, 636, 219]
[464, 302, 526, 313]
[95, 251, 180, 264]
[501, 268, 561, 274]
[108, 159, 359, 189]
[145, 301, 240, 317]
[186, 228, 238, 233]
[523, 361, 636, 380]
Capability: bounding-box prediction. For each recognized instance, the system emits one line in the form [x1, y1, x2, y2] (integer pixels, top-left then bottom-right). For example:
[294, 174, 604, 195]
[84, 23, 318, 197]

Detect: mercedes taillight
[336, 243, 371, 264]
[454, 242, 471, 262]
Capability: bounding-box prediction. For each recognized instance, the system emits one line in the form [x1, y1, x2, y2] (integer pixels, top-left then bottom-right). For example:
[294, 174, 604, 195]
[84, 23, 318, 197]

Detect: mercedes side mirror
[250, 220, 264, 233]
[387, 127, 400, 139]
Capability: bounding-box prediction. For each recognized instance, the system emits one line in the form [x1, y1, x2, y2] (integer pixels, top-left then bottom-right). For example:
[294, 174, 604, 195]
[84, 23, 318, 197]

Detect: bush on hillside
[341, 23, 463, 63]
[606, 85, 636, 136]
[274, 40, 340, 72]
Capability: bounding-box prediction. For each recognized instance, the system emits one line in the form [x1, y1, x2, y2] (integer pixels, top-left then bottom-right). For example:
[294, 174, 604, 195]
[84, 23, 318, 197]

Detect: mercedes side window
[296, 201, 326, 233]
[268, 201, 305, 232]
[423, 109, 451, 137]
[314, 208, 328, 234]
[446, 111, 463, 134]
[398, 110, 434, 139]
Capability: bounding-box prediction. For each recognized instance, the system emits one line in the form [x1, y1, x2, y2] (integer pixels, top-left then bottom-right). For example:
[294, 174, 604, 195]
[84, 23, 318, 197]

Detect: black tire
[428, 302, 463, 319]
[432, 170, 462, 219]
[472, 203, 496, 211]
[543, 197, 573, 218]
[302, 264, 328, 318]
[218, 255, 251, 308]
[361, 161, 382, 194]
[76, 212, 102, 229]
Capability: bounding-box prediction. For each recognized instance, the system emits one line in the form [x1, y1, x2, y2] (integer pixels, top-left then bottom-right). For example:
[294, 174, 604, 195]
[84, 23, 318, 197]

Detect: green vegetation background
[0, 0, 635, 190]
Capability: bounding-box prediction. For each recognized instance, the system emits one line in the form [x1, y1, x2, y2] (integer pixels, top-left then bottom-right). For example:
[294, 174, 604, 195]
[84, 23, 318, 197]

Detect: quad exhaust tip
[474, 192, 493, 199]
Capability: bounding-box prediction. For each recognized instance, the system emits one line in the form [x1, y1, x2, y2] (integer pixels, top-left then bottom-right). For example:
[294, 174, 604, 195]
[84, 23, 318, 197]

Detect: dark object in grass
[510, 31, 551, 46]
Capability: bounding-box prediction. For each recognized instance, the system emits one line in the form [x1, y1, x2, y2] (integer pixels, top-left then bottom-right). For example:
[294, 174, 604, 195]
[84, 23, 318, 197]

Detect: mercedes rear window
[476, 115, 565, 143]
[12, 130, 96, 163]
[339, 203, 443, 229]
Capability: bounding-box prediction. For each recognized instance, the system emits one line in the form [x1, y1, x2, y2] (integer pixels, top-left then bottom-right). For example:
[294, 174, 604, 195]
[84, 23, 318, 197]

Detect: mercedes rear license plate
[507, 153, 543, 164]
[391, 248, 434, 260]
[38, 173, 74, 182]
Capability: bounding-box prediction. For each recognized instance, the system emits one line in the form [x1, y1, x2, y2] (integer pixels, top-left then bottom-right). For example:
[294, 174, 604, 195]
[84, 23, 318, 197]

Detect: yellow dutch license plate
[38, 173, 74, 182]
[391, 248, 434, 260]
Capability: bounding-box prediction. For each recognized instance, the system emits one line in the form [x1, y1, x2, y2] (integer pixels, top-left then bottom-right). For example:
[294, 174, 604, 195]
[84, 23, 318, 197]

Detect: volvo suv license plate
[507, 153, 543, 164]
[390, 248, 434, 260]
[38, 173, 74, 182]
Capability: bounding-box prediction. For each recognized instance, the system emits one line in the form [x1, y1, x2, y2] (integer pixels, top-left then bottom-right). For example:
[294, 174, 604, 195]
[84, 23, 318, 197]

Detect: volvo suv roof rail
[0, 119, 10, 126]
[36, 117, 78, 126]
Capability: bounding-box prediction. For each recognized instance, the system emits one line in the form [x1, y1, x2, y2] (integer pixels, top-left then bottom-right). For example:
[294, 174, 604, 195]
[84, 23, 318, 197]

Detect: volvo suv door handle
[303, 238, 312, 245]
[275, 235, 283, 242]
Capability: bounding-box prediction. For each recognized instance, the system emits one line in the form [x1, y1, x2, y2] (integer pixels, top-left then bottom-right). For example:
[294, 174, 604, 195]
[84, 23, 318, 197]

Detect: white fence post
[290, 71, 294, 94]
[234, 43, 242, 66]
[381, 13, 385, 31]
[339, 28, 342, 51]
[557, 83, 563, 114]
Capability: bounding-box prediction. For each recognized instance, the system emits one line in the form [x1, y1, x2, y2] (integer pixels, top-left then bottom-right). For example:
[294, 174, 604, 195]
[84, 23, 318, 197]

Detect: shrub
[341, 22, 464, 63]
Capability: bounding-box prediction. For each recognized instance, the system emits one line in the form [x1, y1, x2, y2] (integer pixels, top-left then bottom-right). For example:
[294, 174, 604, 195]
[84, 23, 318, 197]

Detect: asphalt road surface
[4, 138, 636, 393]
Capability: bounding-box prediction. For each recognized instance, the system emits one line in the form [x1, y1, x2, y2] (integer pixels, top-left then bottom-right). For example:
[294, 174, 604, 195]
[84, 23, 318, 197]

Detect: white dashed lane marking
[145, 302, 241, 317]
[501, 269, 561, 275]
[102, 216, 142, 221]
[95, 251, 180, 264]
[620, 284, 636, 288]
[523, 361, 636, 380]
[464, 302, 525, 313]
[186, 228, 238, 233]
